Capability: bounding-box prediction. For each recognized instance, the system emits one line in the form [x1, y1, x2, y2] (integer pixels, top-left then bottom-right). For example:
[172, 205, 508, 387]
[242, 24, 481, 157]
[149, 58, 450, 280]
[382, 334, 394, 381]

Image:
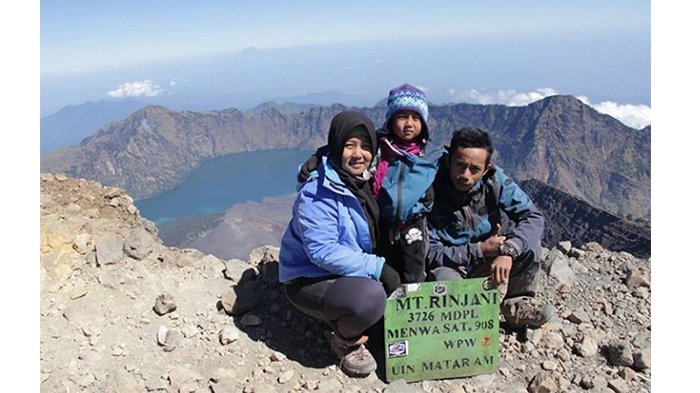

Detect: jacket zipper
[394, 161, 406, 225]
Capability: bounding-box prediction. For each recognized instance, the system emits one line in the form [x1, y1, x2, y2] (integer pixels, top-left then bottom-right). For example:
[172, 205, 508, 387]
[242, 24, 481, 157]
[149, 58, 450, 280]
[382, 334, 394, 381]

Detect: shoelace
[339, 344, 370, 371]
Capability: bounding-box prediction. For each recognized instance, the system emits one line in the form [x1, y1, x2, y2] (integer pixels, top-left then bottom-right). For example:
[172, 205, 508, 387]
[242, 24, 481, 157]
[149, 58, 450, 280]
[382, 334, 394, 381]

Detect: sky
[40, 0, 652, 128]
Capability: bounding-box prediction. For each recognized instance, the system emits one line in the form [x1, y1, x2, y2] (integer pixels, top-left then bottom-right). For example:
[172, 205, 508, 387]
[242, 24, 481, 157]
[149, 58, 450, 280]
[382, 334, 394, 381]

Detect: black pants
[379, 216, 429, 284]
[282, 276, 386, 340]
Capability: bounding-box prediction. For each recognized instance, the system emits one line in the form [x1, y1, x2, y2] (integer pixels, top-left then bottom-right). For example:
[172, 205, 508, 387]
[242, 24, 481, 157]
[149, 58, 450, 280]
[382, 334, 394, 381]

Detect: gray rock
[157, 326, 180, 352]
[244, 384, 277, 393]
[384, 379, 424, 393]
[557, 241, 572, 254]
[78, 373, 96, 387]
[607, 341, 634, 367]
[154, 293, 177, 315]
[542, 249, 565, 273]
[472, 373, 495, 388]
[608, 378, 628, 393]
[570, 259, 589, 273]
[241, 313, 262, 327]
[574, 336, 598, 357]
[182, 324, 199, 338]
[211, 379, 238, 393]
[168, 367, 203, 391]
[632, 287, 649, 299]
[270, 351, 286, 362]
[145, 376, 168, 391]
[570, 248, 586, 258]
[278, 369, 294, 384]
[582, 241, 605, 253]
[625, 267, 650, 289]
[209, 368, 236, 383]
[179, 382, 201, 393]
[55, 173, 68, 181]
[316, 379, 343, 393]
[619, 367, 638, 382]
[592, 375, 609, 389]
[528, 372, 558, 393]
[548, 255, 576, 285]
[102, 369, 140, 393]
[95, 235, 124, 265]
[223, 258, 248, 281]
[73, 233, 93, 254]
[219, 286, 261, 316]
[248, 246, 280, 267]
[219, 325, 240, 345]
[544, 332, 565, 350]
[634, 348, 651, 370]
[567, 309, 591, 324]
[124, 227, 155, 260]
[542, 360, 558, 370]
[143, 219, 158, 235]
[104, 187, 123, 199]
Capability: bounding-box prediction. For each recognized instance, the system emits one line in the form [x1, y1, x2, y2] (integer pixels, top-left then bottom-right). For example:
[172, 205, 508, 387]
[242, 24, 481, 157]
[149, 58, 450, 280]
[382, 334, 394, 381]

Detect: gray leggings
[428, 249, 542, 299]
[282, 276, 386, 340]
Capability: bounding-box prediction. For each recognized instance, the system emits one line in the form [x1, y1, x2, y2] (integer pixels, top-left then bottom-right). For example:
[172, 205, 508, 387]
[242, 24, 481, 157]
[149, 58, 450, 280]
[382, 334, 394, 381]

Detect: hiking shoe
[501, 296, 555, 329]
[329, 333, 377, 377]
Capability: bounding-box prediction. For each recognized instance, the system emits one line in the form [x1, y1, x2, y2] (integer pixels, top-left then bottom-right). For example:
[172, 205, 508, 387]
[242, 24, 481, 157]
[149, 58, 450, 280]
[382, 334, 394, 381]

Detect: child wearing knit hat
[373, 83, 444, 284]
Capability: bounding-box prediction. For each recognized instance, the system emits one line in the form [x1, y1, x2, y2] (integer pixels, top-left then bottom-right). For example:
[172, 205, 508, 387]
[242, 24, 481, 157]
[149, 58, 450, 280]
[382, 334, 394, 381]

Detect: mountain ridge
[40, 95, 650, 218]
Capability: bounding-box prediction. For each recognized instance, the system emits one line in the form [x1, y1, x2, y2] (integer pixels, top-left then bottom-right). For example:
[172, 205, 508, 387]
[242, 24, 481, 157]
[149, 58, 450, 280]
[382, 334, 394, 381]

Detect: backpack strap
[483, 167, 501, 228]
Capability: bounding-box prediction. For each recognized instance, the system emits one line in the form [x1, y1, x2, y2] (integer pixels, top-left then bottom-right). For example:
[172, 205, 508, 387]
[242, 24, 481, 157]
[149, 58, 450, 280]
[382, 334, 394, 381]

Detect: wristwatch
[499, 242, 518, 259]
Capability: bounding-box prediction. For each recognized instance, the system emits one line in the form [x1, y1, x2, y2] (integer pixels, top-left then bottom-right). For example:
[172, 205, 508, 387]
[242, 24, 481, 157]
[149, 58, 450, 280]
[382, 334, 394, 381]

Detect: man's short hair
[449, 127, 494, 164]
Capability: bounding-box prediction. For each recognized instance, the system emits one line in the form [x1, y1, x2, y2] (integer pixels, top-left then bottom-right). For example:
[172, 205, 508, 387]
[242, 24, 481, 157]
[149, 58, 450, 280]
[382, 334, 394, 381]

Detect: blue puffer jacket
[279, 157, 386, 283]
[375, 130, 445, 224]
[427, 157, 545, 272]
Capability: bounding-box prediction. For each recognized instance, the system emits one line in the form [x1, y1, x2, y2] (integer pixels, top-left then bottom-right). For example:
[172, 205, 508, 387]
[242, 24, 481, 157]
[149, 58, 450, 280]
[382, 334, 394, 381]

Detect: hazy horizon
[41, 1, 650, 126]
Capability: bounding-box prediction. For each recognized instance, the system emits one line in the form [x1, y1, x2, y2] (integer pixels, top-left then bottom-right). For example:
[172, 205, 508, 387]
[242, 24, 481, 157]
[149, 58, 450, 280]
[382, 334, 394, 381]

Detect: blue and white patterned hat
[384, 83, 429, 133]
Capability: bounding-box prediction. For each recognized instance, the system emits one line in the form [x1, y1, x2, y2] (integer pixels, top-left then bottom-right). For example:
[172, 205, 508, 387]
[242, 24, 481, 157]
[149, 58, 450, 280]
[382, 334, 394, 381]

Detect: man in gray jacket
[427, 127, 554, 329]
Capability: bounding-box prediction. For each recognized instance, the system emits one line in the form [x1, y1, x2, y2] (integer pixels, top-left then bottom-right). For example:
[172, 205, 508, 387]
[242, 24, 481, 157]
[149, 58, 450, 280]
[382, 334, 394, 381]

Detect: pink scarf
[372, 137, 424, 199]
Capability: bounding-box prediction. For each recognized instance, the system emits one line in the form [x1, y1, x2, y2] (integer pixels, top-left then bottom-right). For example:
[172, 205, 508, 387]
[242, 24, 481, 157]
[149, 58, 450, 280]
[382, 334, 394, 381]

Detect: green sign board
[384, 278, 500, 382]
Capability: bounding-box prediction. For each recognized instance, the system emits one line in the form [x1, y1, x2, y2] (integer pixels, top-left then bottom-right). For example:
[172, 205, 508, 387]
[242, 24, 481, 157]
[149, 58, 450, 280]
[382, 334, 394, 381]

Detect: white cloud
[577, 95, 651, 129]
[448, 88, 559, 106]
[448, 88, 651, 129]
[106, 80, 165, 98]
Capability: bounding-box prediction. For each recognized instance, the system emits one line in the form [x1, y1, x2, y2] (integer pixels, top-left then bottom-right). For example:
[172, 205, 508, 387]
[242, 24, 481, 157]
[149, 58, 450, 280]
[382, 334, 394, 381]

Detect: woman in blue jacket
[279, 110, 400, 378]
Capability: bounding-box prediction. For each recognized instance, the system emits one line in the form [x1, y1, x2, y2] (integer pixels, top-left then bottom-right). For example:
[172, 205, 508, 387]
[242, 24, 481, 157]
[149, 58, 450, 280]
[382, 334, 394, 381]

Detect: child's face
[391, 110, 423, 142]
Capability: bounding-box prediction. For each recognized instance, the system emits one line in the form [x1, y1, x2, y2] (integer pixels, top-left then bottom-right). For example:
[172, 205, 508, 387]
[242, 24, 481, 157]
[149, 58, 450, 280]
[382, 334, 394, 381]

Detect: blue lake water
[135, 149, 313, 224]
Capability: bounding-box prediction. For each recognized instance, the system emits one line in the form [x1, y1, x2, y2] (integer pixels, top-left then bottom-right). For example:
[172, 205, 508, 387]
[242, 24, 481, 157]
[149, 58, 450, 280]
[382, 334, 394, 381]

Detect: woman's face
[342, 135, 373, 177]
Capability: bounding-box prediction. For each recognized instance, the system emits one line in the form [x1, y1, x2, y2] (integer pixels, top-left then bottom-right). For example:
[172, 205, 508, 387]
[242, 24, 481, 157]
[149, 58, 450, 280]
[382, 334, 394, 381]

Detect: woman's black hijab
[326, 111, 381, 249]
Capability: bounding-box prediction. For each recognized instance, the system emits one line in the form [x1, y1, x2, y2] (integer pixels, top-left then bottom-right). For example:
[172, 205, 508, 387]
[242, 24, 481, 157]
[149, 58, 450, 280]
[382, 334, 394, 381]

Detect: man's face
[449, 147, 489, 192]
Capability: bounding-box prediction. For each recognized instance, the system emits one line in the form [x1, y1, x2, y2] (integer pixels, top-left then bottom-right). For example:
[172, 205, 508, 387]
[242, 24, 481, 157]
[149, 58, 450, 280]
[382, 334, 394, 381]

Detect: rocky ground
[40, 173, 651, 393]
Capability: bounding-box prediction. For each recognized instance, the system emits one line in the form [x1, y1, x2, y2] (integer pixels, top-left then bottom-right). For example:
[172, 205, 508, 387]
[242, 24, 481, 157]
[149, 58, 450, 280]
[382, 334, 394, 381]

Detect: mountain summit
[40, 173, 652, 392]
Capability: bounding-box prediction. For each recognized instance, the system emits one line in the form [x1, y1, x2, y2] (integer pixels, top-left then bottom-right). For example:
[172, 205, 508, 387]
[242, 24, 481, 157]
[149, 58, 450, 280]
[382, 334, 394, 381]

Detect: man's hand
[297, 145, 328, 183]
[480, 224, 506, 257]
[297, 154, 319, 183]
[491, 255, 512, 285]
[481, 234, 506, 257]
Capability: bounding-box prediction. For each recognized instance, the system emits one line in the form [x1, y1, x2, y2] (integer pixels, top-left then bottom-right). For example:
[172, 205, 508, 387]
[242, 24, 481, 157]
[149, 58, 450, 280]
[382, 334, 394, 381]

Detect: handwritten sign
[384, 278, 500, 382]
